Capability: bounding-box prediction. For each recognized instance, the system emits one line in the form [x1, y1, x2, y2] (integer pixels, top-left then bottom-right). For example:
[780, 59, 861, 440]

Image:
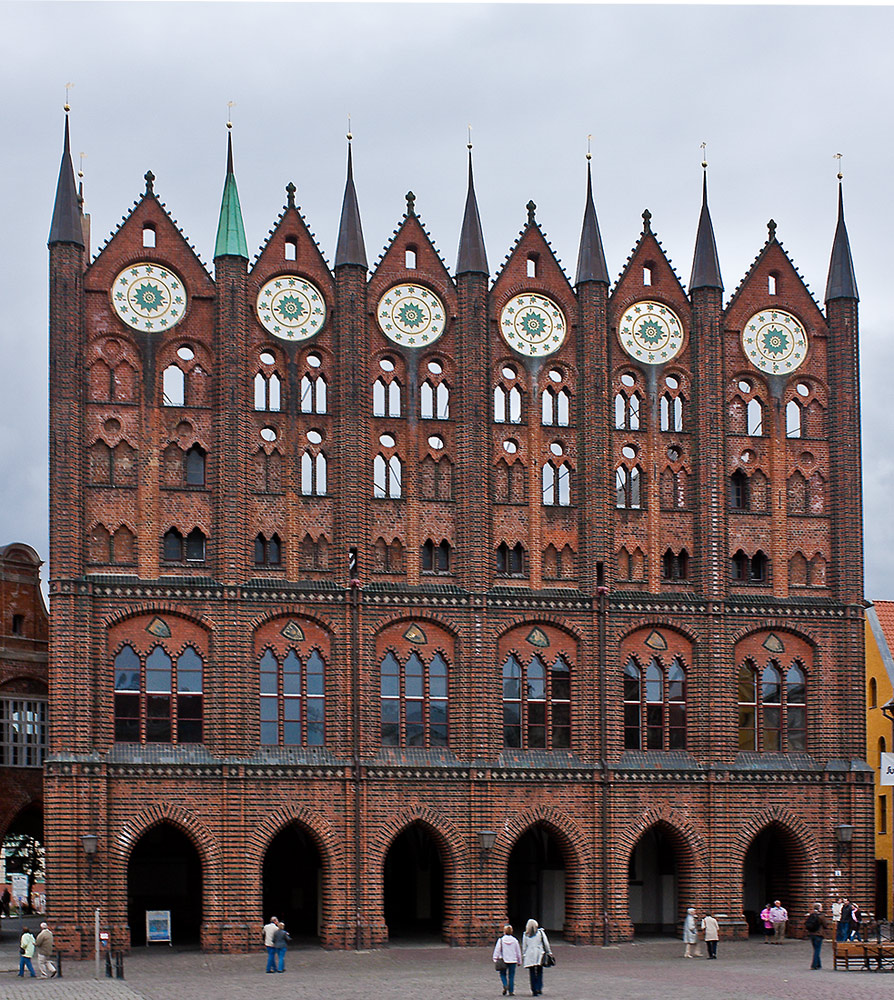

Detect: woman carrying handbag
[493, 923, 522, 996]
[522, 919, 553, 996]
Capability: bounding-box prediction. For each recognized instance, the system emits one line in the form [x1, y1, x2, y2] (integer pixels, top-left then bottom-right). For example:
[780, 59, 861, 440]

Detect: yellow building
[865, 601, 894, 920]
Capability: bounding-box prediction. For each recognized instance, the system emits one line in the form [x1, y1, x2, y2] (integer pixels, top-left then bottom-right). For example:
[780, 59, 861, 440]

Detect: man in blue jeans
[806, 903, 830, 970]
[263, 916, 279, 973]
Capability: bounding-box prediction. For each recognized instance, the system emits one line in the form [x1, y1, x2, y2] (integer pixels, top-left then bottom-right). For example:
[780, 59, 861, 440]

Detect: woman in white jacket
[521, 919, 552, 996]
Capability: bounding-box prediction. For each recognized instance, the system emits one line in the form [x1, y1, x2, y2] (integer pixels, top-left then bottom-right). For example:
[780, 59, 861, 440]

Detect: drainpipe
[597, 584, 609, 945]
[349, 557, 362, 951]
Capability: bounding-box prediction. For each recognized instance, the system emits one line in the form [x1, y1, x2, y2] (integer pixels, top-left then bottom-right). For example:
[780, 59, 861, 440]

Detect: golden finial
[78, 151, 86, 179]
[347, 114, 352, 142]
[700, 141, 708, 170]
[586, 134, 592, 162]
[227, 100, 235, 130]
[834, 152, 843, 181]
[64, 81, 73, 113]
[467, 124, 472, 151]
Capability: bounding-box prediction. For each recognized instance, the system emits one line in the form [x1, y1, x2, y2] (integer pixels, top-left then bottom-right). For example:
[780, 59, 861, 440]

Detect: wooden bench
[833, 940, 894, 971]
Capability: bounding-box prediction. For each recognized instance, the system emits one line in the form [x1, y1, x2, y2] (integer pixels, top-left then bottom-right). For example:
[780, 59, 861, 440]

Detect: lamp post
[882, 698, 894, 920]
[81, 835, 100, 980]
[478, 830, 497, 869]
[834, 823, 853, 869]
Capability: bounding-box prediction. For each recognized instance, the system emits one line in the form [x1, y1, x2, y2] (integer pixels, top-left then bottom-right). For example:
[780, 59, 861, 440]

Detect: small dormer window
[768, 273, 777, 295]
[527, 254, 538, 278]
[643, 266, 652, 286]
[142, 225, 156, 248]
[284, 238, 297, 261]
[405, 247, 417, 269]
[12, 614, 24, 635]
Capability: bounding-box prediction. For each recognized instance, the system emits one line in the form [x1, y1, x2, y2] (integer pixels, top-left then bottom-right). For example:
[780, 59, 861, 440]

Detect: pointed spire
[575, 157, 609, 286]
[825, 181, 859, 303]
[48, 113, 84, 247]
[456, 144, 488, 276]
[689, 171, 723, 292]
[214, 127, 249, 259]
[335, 137, 367, 269]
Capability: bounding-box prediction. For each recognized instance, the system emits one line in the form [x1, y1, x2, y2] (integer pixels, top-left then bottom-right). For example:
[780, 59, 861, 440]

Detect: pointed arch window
[730, 470, 749, 510]
[616, 465, 642, 508]
[661, 548, 690, 581]
[659, 394, 684, 432]
[114, 642, 203, 744]
[421, 381, 450, 420]
[623, 655, 686, 750]
[496, 541, 526, 578]
[494, 385, 522, 424]
[542, 462, 572, 506]
[255, 372, 282, 411]
[254, 532, 282, 567]
[542, 388, 571, 427]
[260, 647, 325, 746]
[373, 454, 402, 498]
[502, 652, 571, 750]
[786, 399, 802, 438]
[301, 450, 328, 496]
[731, 549, 768, 583]
[421, 538, 451, 574]
[614, 391, 641, 430]
[738, 659, 806, 751]
[373, 537, 404, 574]
[380, 650, 448, 748]
[374, 378, 401, 417]
[300, 373, 327, 414]
[747, 398, 763, 436]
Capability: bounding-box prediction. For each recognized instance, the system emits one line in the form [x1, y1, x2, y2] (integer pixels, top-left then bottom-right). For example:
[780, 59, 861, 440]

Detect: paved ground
[0, 928, 890, 1000]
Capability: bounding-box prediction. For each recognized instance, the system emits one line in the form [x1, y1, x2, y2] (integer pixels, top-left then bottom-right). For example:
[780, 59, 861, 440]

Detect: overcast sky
[4, 1, 893, 597]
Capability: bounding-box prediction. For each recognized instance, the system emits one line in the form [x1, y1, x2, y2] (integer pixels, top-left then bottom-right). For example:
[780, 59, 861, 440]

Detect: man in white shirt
[263, 916, 279, 973]
[769, 901, 788, 943]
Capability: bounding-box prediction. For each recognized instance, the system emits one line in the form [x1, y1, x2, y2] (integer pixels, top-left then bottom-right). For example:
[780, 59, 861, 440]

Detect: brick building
[0, 543, 49, 865]
[46, 112, 872, 953]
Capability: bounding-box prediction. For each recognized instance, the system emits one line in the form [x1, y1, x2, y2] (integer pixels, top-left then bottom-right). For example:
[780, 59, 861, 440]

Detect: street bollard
[104, 951, 113, 978]
[54, 951, 63, 978]
[114, 952, 125, 979]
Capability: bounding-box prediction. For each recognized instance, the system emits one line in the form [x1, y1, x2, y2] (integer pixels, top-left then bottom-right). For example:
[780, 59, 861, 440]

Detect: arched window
[494, 385, 522, 423]
[730, 470, 749, 510]
[421, 539, 451, 574]
[114, 642, 204, 744]
[502, 653, 571, 749]
[301, 451, 327, 496]
[870, 676, 878, 709]
[254, 533, 282, 566]
[660, 394, 684, 432]
[496, 542, 526, 577]
[253, 449, 282, 493]
[614, 391, 641, 430]
[738, 658, 807, 751]
[162, 365, 185, 407]
[786, 400, 802, 438]
[747, 398, 763, 436]
[380, 650, 448, 748]
[542, 462, 572, 506]
[661, 548, 690, 581]
[255, 372, 282, 411]
[373, 454, 402, 498]
[616, 465, 642, 508]
[163, 528, 183, 562]
[300, 534, 329, 572]
[421, 381, 450, 419]
[186, 528, 206, 562]
[373, 537, 404, 574]
[373, 378, 401, 417]
[185, 445, 205, 487]
[260, 647, 325, 746]
[300, 373, 327, 414]
[542, 388, 571, 427]
[731, 549, 769, 583]
[623, 655, 686, 750]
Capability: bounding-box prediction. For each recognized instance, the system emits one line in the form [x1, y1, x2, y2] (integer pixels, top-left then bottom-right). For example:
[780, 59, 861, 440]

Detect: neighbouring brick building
[46, 111, 873, 953]
[0, 543, 49, 862]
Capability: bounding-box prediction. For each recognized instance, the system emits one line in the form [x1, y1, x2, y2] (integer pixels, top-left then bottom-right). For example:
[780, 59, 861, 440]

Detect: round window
[260, 427, 277, 442]
[307, 353, 322, 369]
[428, 360, 443, 375]
[621, 373, 636, 388]
[379, 433, 395, 448]
[307, 430, 322, 445]
[177, 345, 195, 362]
[428, 435, 444, 450]
[503, 439, 519, 454]
[259, 351, 275, 366]
[380, 358, 395, 373]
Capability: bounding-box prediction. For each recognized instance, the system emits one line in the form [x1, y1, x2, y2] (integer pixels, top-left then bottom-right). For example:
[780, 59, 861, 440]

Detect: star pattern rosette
[499, 293, 566, 358]
[618, 301, 684, 364]
[741, 309, 808, 375]
[256, 275, 327, 341]
[376, 284, 445, 346]
[110, 263, 187, 332]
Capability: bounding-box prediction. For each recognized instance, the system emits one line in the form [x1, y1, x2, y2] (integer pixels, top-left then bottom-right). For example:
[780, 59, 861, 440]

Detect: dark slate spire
[456, 147, 488, 275]
[689, 172, 722, 292]
[335, 140, 367, 269]
[825, 182, 859, 302]
[575, 158, 609, 286]
[214, 128, 249, 259]
[48, 114, 84, 247]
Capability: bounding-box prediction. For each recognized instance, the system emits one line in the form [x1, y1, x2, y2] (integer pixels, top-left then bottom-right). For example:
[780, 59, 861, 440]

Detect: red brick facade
[46, 121, 872, 954]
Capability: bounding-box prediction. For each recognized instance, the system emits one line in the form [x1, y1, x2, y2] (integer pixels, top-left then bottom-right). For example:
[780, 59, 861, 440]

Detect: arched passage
[507, 823, 567, 936]
[1, 804, 44, 914]
[262, 823, 322, 941]
[628, 822, 693, 934]
[742, 823, 809, 934]
[383, 822, 445, 940]
[127, 823, 202, 946]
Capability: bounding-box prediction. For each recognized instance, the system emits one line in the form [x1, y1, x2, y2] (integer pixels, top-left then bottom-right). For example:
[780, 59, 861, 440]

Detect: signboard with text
[145, 910, 172, 944]
[881, 752, 894, 785]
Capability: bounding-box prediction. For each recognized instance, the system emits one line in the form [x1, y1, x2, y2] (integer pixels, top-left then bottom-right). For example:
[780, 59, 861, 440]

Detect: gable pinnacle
[825, 179, 859, 303]
[642, 209, 652, 234]
[767, 219, 777, 243]
[575, 157, 609, 286]
[456, 145, 488, 276]
[48, 111, 85, 247]
[527, 200, 537, 225]
[690, 171, 723, 292]
[144, 170, 155, 195]
[335, 139, 367, 269]
[406, 191, 416, 217]
[286, 182, 296, 209]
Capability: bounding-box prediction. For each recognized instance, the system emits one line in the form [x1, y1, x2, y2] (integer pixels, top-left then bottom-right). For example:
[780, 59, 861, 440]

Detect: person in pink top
[493, 923, 523, 996]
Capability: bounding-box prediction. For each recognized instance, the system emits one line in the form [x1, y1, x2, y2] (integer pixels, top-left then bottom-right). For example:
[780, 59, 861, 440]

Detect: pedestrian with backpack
[805, 903, 829, 969]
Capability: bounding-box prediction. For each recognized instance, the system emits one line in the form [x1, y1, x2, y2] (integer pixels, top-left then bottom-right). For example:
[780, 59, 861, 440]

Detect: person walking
[701, 912, 720, 959]
[493, 923, 522, 996]
[263, 915, 279, 973]
[683, 907, 699, 958]
[836, 898, 852, 942]
[769, 900, 788, 943]
[759, 902, 774, 943]
[521, 918, 552, 996]
[805, 903, 830, 969]
[18, 927, 37, 978]
[273, 919, 290, 973]
[35, 921, 57, 978]
[0, 887, 10, 917]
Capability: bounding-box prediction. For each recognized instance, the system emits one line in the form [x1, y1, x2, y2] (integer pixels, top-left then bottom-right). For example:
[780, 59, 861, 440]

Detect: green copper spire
[214, 129, 248, 259]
